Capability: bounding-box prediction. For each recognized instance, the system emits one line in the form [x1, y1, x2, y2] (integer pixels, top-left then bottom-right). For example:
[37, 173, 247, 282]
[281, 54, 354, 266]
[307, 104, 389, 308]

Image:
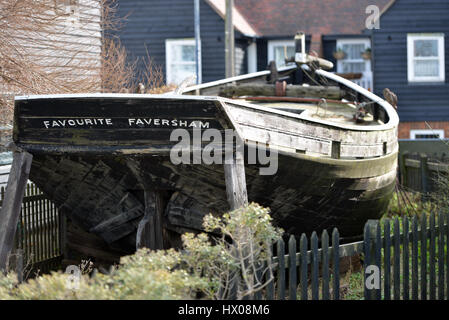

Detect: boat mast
[225, 0, 235, 78]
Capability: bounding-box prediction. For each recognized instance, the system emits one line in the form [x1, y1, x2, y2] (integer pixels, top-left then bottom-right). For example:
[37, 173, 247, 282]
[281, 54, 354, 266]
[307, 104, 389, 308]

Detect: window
[336, 39, 371, 73]
[165, 39, 197, 85]
[410, 129, 445, 140]
[407, 34, 445, 82]
[267, 40, 295, 68]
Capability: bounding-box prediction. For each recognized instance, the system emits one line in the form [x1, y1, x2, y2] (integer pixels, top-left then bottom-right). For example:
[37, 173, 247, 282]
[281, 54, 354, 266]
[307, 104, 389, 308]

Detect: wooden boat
[11, 48, 399, 254]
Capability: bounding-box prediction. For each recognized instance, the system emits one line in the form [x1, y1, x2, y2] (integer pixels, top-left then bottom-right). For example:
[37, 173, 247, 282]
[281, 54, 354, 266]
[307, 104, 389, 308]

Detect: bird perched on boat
[383, 88, 398, 110]
[136, 83, 145, 94]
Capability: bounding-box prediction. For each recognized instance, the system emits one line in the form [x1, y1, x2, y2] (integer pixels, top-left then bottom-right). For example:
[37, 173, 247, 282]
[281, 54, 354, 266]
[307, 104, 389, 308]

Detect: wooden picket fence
[0, 183, 63, 276]
[364, 212, 448, 300]
[264, 212, 448, 300]
[399, 152, 448, 194]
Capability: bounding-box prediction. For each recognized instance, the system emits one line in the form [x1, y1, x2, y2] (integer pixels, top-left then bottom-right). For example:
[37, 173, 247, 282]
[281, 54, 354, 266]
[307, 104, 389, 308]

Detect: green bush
[0, 203, 282, 300]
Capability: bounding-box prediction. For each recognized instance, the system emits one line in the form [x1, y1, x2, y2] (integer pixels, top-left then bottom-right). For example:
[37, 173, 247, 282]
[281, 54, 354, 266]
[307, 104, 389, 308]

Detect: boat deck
[245, 101, 379, 127]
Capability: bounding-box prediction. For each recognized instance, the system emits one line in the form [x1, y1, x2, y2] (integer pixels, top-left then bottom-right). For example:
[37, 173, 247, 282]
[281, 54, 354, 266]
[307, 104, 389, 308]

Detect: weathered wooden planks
[136, 190, 165, 250]
[0, 150, 33, 271]
[218, 84, 344, 100]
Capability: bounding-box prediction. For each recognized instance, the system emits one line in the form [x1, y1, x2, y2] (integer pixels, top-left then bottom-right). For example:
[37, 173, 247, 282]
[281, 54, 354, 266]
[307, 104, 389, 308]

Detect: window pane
[414, 40, 438, 57]
[170, 64, 195, 84]
[341, 62, 365, 73]
[414, 59, 439, 77]
[342, 43, 365, 59]
[415, 134, 440, 139]
[171, 44, 195, 62]
[274, 45, 295, 67]
[182, 45, 195, 62]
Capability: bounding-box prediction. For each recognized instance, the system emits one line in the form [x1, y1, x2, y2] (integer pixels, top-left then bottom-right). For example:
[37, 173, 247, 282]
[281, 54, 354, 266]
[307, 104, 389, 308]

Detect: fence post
[399, 151, 409, 186]
[332, 229, 340, 300]
[412, 215, 419, 300]
[300, 233, 308, 300]
[321, 230, 330, 300]
[288, 235, 297, 300]
[420, 214, 427, 300]
[420, 154, 429, 200]
[403, 217, 410, 300]
[311, 232, 319, 300]
[437, 212, 444, 300]
[384, 219, 391, 300]
[276, 239, 285, 300]
[0, 149, 33, 271]
[364, 220, 379, 300]
[393, 218, 401, 299]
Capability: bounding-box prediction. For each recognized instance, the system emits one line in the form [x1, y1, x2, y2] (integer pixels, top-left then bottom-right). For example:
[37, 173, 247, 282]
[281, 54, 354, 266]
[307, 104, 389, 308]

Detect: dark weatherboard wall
[372, 0, 449, 122]
[116, 0, 249, 84]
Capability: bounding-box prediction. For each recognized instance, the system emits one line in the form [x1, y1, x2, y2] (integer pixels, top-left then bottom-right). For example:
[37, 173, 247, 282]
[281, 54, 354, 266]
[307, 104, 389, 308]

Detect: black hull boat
[11, 44, 399, 254]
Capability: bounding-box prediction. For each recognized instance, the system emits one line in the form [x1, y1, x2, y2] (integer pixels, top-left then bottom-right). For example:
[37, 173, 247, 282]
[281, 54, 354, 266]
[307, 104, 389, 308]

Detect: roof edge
[205, 0, 259, 37]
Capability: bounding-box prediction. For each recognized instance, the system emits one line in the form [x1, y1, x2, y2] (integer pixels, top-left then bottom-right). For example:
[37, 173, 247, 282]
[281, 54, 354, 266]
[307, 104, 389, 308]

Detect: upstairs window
[407, 34, 445, 82]
[165, 39, 197, 85]
[267, 40, 296, 68]
[336, 39, 371, 73]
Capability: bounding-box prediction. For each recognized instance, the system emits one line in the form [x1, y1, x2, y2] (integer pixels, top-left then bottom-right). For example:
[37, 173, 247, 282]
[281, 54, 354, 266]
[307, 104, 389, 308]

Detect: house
[371, 0, 449, 140]
[0, 0, 102, 114]
[116, 0, 390, 89]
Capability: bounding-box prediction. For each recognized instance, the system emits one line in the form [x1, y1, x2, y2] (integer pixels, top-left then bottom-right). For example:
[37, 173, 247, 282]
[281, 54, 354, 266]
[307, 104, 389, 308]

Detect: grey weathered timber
[136, 189, 165, 250]
[403, 217, 409, 300]
[321, 230, 330, 300]
[437, 212, 444, 300]
[265, 213, 445, 301]
[363, 222, 371, 301]
[311, 232, 319, 300]
[412, 215, 419, 300]
[420, 214, 427, 300]
[429, 212, 436, 300]
[288, 235, 297, 300]
[420, 154, 429, 200]
[218, 84, 343, 99]
[266, 246, 274, 300]
[223, 147, 248, 210]
[332, 228, 340, 300]
[0, 150, 33, 271]
[393, 218, 400, 299]
[364, 220, 379, 300]
[136, 189, 155, 250]
[384, 219, 391, 300]
[375, 222, 382, 300]
[276, 239, 285, 300]
[300, 233, 308, 300]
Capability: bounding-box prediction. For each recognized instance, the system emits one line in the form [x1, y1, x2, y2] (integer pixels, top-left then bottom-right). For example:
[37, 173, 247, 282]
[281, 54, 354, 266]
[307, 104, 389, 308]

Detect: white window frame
[165, 38, 197, 85]
[410, 129, 445, 140]
[336, 38, 371, 74]
[407, 33, 445, 82]
[267, 40, 295, 67]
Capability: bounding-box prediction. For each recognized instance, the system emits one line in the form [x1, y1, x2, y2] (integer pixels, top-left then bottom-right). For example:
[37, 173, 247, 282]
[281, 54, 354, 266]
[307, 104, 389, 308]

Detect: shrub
[0, 203, 282, 300]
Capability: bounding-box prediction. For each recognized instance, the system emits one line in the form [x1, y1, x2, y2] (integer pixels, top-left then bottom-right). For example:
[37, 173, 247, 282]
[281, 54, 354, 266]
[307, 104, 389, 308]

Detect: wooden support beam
[224, 149, 248, 210]
[0, 149, 33, 271]
[136, 189, 165, 250]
